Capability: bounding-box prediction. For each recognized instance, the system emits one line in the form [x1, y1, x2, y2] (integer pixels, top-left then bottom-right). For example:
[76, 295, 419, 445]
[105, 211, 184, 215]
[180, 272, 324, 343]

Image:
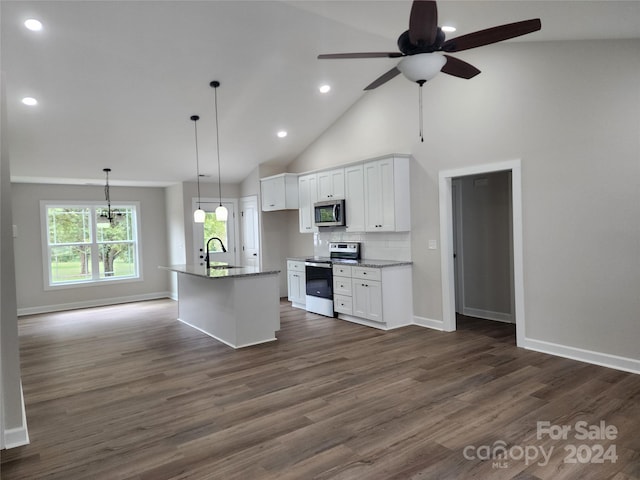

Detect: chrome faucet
[205, 237, 227, 269]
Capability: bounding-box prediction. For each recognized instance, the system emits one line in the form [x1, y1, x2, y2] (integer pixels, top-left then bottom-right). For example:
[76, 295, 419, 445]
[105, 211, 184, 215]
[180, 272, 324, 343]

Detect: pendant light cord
[213, 83, 222, 207]
[418, 81, 425, 143]
[192, 116, 202, 209]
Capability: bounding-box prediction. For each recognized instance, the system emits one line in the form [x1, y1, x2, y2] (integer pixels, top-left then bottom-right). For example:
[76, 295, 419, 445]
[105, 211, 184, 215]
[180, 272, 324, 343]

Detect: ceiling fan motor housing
[397, 28, 445, 55]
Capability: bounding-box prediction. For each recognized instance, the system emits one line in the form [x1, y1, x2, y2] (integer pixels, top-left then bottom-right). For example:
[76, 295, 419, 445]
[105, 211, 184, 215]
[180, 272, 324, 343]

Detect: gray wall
[11, 183, 170, 313]
[287, 39, 640, 361]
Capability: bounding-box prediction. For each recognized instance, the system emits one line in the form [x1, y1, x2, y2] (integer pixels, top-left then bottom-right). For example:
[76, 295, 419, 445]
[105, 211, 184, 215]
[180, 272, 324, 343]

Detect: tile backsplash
[314, 231, 411, 261]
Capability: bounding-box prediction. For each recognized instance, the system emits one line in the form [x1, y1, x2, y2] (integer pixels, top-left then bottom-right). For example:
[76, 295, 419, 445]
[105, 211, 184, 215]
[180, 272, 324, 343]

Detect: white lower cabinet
[352, 278, 383, 322]
[287, 260, 306, 309]
[332, 264, 413, 329]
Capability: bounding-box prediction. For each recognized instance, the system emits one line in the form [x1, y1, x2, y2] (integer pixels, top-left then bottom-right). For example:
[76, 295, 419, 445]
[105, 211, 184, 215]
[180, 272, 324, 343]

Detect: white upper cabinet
[298, 173, 318, 233]
[260, 173, 299, 211]
[317, 168, 345, 200]
[363, 156, 411, 232]
[344, 164, 365, 233]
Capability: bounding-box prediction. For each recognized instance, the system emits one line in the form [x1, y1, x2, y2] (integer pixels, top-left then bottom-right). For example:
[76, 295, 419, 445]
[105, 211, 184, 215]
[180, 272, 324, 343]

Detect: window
[43, 202, 140, 287]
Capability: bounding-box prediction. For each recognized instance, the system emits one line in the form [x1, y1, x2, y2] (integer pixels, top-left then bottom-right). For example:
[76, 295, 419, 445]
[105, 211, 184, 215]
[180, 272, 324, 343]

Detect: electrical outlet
[428, 239, 437, 250]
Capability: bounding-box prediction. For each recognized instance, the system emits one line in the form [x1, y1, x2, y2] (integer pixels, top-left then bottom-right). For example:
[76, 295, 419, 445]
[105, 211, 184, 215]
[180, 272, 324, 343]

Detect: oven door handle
[305, 262, 332, 269]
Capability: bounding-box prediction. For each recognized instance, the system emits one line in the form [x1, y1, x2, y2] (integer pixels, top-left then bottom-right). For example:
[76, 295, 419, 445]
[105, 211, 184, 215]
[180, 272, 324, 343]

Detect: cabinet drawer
[287, 260, 305, 272]
[352, 267, 381, 282]
[333, 277, 352, 296]
[332, 264, 352, 277]
[334, 295, 353, 315]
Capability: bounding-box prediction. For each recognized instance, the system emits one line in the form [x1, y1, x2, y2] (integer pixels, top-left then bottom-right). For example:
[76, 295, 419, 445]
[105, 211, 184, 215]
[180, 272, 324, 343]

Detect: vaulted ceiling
[2, 1, 639, 186]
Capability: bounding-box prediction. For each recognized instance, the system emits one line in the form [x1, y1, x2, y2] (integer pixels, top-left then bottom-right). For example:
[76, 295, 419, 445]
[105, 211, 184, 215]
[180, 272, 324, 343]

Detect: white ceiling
[2, 1, 639, 187]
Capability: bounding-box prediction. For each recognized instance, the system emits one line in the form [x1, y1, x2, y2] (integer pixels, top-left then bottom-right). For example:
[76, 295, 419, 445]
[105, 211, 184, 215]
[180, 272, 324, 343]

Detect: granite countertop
[287, 256, 412, 268]
[159, 264, 280, 279]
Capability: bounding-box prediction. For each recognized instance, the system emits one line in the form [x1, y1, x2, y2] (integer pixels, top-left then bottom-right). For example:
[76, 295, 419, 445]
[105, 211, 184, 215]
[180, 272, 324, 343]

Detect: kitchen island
[160, 264, 281, 349]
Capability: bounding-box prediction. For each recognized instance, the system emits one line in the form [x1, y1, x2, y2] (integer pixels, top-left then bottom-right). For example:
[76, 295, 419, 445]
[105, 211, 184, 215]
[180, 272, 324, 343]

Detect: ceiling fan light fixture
[442, 25, 456, 33]
[397, 53, 446, 83]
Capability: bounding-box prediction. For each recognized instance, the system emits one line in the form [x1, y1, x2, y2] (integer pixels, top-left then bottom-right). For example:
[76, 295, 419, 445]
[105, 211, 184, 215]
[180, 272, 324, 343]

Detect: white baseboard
[3, 382, 30, 449]
[462, 307, 514, 323]
[413, 315, 445, 331]
[521, 337, 640, 375]
[17, 292, 172, 316]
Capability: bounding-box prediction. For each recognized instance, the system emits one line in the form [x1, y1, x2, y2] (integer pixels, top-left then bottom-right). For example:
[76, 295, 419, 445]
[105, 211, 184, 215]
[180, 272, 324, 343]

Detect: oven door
[305, 262, 333, 299]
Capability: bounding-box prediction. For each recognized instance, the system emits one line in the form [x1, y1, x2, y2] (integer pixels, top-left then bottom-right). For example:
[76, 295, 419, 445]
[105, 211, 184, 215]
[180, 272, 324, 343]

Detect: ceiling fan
[318, 0, 542, 91]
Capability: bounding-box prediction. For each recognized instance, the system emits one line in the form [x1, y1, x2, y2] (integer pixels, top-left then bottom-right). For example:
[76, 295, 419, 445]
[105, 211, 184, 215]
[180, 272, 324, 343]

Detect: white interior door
[240, 196, 259, 267]
[193, 200, 236, 266]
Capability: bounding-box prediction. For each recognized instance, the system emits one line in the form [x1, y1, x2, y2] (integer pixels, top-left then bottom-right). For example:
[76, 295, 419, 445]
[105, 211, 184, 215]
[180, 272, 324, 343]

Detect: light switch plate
[428, 239, 437, 250]
[12, 224, 18, 238]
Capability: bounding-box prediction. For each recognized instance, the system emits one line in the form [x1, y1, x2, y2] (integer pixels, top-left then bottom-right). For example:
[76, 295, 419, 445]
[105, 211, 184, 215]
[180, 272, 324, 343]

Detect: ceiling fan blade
[409, 0, 438, 45]
[441, 18, 541, 52]
[441, 55, 481, 79]
[364, 67, 401, 91]
[318, 52, 403, 59]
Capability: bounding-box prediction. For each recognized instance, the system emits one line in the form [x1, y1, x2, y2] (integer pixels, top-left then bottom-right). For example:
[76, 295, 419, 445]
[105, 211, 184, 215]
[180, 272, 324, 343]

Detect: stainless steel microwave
[314, 199, 345, 227]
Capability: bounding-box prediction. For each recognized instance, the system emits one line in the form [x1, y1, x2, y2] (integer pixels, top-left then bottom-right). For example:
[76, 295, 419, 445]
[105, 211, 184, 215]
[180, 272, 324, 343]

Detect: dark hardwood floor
[2, 299, 639, 479]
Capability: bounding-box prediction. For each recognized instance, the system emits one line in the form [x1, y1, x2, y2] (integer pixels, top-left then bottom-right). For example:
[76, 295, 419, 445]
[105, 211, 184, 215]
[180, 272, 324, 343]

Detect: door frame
[191, 197, 240, 266]
[438, 159, 525, 347]
[239, 195, 260, 268]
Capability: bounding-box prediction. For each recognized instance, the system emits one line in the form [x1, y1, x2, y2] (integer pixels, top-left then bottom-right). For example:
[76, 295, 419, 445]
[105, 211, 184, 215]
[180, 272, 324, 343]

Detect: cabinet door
[363, 161, 381, 231]
[365, 281, 383, 322]
[351, 278, 383, 322]
[377, 158, 396, 231]
[261, 176, 283, 211]
[287, 270, 305, 304]
[345, 164, 365, 232]
[364, 158, 396, 231]
[317, 168, 345, 200]
[352, 279, 369, 318]
[298, 174, 318, 233]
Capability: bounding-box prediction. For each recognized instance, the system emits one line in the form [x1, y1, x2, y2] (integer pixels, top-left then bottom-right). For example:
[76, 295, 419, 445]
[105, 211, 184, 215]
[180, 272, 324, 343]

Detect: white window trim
[40, 200, 143, 290]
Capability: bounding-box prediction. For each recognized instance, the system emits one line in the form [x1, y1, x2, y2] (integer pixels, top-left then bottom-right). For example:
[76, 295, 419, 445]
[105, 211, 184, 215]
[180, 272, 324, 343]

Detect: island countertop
[160, 263, 280, 279]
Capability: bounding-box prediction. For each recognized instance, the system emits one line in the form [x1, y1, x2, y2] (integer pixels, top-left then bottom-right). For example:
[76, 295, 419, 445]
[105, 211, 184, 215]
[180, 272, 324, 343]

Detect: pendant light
[210, 80, 228, 222]
[97, 168, 121, 228]
[191, 115, 205, 223]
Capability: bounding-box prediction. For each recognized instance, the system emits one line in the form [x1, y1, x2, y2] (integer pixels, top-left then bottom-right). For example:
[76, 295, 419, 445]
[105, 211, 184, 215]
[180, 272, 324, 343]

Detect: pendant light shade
[191, 115, 205, 223]
[215, 204, 228, 221]
[210, 80, 228, 222]
[193, 208, 206, 223]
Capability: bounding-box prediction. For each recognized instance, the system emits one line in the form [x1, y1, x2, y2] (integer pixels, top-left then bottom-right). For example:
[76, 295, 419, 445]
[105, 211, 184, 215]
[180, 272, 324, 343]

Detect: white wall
[1, 75, 28, 447]
[288, 40, 640, 363]
[165, 183, 186, 299]
[11, 183, 171, 314]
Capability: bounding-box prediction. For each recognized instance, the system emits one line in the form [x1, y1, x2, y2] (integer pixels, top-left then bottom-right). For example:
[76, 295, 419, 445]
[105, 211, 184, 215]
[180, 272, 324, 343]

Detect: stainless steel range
[304, 242, 360, 317]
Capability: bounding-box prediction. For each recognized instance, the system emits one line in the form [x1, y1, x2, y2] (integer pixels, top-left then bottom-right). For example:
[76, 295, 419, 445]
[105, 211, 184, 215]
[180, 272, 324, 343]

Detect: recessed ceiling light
[319, 84, 331, 94]
[442, 25, 456, 33]
[22, 97, 38, 106]
[24, 19, 43, 31]
[277, 130, 288, 138]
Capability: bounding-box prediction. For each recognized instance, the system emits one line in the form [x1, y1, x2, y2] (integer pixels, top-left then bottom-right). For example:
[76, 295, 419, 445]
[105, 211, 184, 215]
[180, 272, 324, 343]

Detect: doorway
[192, 199, 238, 266]
[452, 171, 514, 323]
[239, 196, 260, 268]
[439, 160, 525, 346]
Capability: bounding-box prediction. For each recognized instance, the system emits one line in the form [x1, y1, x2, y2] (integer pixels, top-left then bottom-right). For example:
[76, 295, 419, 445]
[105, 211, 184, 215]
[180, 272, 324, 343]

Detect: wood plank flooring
[2, 300, 639, 479]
